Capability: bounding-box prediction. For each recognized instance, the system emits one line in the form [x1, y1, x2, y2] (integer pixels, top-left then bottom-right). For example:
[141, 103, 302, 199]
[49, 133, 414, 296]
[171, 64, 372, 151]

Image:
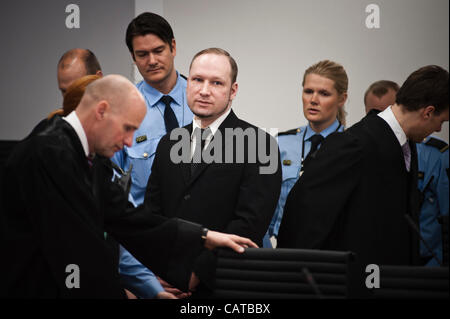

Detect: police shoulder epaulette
[425, 137, 448, 153]
[277, 128, 301, 137]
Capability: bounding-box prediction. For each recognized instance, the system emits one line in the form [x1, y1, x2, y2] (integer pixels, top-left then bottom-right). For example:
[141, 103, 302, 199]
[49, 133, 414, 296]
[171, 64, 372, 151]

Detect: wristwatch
[201, 227, 209, 244]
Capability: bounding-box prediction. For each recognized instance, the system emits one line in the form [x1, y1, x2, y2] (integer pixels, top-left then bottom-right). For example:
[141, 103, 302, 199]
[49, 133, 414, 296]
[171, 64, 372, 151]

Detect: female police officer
[264, 60, 348, 247]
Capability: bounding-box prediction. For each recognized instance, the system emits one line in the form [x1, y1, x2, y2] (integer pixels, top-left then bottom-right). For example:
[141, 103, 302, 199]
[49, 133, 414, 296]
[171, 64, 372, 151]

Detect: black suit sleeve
[144, 135, 164, 215]
[277, 132, 364, 249]
[100, 154, 205, 292]
[106, 204, 204, 291]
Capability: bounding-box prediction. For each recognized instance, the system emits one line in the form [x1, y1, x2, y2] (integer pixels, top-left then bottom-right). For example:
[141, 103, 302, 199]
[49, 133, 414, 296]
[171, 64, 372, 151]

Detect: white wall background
[1, 0, 448, 142]
[0, 0, 134, 140]
[162, 0, 449, 140]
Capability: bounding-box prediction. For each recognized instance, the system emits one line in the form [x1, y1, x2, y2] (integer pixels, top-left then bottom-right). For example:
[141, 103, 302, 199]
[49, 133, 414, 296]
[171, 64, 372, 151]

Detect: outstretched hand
[204, 230, 258, 253]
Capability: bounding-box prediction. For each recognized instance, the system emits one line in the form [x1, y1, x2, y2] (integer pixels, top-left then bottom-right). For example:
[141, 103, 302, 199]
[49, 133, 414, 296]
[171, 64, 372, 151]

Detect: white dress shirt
[378, 105, 411, 171]
[190, 108, 231, 158]
[63, 111, 90, 157]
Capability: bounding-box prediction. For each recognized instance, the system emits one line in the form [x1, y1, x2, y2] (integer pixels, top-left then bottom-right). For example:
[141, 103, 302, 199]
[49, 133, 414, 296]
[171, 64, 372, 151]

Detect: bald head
[364, 80, 399, 114]
[76, 75, 146, 157]
[80, 74, 144, 112]
[57, 48, 102, 95]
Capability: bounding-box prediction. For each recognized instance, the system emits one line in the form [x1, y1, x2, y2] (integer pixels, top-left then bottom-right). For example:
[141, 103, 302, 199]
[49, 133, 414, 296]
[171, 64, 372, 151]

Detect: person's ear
[423, 105, 435, 119]
[95, 100, 109, 120]
[338, 92, 348, 108]
[171, 39, 177, 57]
[229, 82, 238, 101]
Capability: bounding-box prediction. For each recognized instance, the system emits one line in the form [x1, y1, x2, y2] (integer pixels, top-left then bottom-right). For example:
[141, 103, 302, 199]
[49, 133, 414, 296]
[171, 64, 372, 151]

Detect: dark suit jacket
[145, 110, 282, 288]
[0, 117, 204, 298]
[277, 111, 420, 267]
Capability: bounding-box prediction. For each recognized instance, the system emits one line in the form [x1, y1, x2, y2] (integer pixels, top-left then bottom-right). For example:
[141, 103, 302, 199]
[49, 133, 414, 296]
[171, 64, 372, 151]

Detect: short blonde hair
[189, 48, 238, 83]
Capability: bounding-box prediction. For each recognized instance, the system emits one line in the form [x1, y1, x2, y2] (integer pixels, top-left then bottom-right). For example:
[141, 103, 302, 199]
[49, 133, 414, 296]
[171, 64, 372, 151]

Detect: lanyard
[300, 122, 342, 166]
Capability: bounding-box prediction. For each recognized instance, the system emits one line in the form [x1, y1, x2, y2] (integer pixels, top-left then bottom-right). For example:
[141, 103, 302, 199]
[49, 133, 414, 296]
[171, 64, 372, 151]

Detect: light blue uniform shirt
[112, 72, 193, 205]
[417, 136, 449, 266]
[264, 119, 343, 247]
[112, 72, 193, 298]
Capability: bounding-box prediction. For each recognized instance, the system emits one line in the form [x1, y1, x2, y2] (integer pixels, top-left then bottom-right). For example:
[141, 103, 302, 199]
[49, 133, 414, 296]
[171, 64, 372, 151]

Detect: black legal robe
[0, 117, 203, 298]
[277, 111, 420, 267]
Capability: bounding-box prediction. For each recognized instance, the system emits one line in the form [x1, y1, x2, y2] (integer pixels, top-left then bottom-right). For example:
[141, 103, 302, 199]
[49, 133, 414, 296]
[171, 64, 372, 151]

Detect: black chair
[438, 215, 448, 266]
[370, 265, 449, 299]
[212, 248, 356, 299]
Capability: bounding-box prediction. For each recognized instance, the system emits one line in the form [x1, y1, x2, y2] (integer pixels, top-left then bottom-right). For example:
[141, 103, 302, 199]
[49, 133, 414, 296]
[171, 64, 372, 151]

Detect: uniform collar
[305, 118, 341, 140]
[140, 71, 185, 108]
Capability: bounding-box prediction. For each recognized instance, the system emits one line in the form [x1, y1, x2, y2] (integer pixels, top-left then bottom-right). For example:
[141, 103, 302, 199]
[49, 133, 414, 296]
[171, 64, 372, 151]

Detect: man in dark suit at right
[278, 65, 449, 269]
[145, 48, 281, 296]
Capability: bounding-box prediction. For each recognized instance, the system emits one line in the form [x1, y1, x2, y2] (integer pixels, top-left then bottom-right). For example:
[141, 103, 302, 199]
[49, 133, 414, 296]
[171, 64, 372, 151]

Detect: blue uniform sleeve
[437, 150, 449, 216]
[417, 142, 448, 266]
[118, 245, 164, 299]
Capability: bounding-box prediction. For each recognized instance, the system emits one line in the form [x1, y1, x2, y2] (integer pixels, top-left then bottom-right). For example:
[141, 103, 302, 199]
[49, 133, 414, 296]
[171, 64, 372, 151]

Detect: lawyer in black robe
[277, 110, 421, 267]
[0, 117, 205, 298]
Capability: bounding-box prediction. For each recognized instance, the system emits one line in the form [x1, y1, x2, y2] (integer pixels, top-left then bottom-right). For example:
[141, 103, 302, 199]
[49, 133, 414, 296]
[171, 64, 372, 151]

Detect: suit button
[184, 194, 191, 200]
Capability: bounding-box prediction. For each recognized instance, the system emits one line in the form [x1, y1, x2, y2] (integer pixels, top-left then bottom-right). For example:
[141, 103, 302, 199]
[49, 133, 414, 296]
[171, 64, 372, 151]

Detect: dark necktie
[161, 95, 179, 133]
[308, 134, 324, 156]
[191, 127, 209, 176]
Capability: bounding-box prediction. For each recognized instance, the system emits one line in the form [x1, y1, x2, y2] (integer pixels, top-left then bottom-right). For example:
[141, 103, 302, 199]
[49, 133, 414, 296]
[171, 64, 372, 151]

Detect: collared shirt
[111, 72, 193, 206]
[138, 72, 188, 126]
[190, 107, 231, 157]
[63, 111, 89, 157]
[303, 119, 342, 157]
[264, 118, 343, 245]
[378, 105, 411, 171]
[378, 105, 408, 147]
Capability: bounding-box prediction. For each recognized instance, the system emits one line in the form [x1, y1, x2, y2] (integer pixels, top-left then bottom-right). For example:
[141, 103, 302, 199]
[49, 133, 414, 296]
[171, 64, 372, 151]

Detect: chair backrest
[370, 265, 449, 299]
[438, 215, 449, 266]
[212, 248, 355, 299]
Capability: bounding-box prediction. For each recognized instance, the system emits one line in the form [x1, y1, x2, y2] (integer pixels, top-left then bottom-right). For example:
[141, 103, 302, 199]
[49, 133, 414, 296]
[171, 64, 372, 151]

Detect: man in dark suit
[0, 74, 257, 298]
[145, 48, 282, 294]
[277, 65, 449, 269]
